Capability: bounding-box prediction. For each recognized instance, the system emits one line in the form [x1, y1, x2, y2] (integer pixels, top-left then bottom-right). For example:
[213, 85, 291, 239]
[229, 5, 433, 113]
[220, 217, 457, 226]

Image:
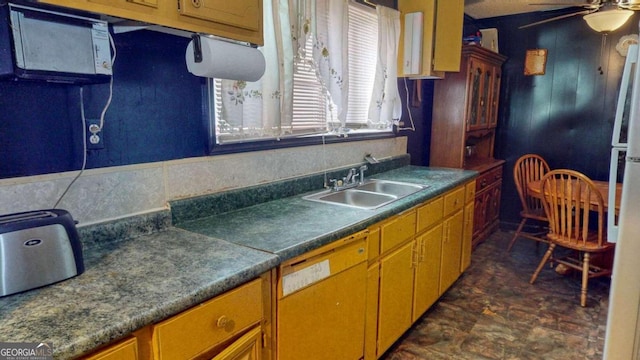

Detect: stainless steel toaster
[0, 209, 84, 297]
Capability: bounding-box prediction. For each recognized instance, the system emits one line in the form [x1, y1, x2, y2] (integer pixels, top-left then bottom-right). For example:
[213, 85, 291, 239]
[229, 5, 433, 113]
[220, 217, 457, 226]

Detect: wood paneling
[467, 10, 640, 227]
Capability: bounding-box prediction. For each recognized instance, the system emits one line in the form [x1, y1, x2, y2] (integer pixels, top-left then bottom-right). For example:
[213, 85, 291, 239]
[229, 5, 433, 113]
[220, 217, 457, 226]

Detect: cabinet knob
[481, 179, 487, 187]
[217, 315, 231, 329]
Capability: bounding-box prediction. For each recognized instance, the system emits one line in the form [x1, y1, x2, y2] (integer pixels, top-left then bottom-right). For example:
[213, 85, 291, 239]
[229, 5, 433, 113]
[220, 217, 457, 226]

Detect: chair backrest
[513, 154, 550, 215]
[539, 169, 606, 247]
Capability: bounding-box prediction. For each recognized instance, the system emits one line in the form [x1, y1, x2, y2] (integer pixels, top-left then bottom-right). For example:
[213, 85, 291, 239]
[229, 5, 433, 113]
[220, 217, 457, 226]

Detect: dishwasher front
[276, 230, 368, 360]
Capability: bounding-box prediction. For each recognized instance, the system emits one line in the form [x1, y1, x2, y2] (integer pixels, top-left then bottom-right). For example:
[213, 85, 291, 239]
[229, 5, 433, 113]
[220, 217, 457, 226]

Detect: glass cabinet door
[480, 67, 491, 128]
[489, 67, 501, 128]
[466, 59, 483, 130]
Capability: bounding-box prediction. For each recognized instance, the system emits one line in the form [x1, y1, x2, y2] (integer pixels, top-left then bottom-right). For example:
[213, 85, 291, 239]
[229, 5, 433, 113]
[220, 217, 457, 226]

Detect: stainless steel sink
[354, 179, 426, 197]
[303, 179, 427, 210]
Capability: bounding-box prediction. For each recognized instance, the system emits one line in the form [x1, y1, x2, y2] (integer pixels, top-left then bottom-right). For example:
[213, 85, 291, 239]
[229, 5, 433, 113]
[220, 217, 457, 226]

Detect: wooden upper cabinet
[38, 0, 263, 45]
[177, 0, 260, 31]
[430, 45, 507, 169]
[397, 0, 464, 78]
[127, 0, 158, 8]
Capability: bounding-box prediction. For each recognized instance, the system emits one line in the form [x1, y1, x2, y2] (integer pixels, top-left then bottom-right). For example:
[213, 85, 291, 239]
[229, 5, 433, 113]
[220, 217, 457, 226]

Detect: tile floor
[381, 229, 610, 360]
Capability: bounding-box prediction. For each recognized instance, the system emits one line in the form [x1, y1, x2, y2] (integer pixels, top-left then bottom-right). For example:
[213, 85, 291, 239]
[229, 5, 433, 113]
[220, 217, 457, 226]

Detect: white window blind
[346, 3, 378, 127]
[213, 1, 388, 145]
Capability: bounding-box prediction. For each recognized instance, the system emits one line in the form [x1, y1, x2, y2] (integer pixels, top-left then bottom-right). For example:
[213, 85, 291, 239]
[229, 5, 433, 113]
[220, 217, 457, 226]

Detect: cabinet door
[212, 326, 261, 360]
[466, 59, 484, 131]
[364, 264, 380, 360]
[461, 201, 474, 272]
[479, 64, 492, 128]
[83, 337, 138, 360]
[412, 224, 442, 322]
[440, 210, 464, 294]
[473, 192, 486, 241]
[178, 0, 261, 31]
[397, 0, 464, 78]
[487, 181, 502, 226]
[377, 241, 415, 355]
[488, 66, 502, 128]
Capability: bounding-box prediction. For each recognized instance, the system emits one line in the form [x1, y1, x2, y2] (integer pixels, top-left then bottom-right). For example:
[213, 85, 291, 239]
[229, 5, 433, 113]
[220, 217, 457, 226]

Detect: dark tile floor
[381, 229, 610, 360]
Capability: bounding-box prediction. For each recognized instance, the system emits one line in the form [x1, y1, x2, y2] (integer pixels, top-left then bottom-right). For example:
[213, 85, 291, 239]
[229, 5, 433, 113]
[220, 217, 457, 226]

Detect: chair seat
[548, 233, 615, 252]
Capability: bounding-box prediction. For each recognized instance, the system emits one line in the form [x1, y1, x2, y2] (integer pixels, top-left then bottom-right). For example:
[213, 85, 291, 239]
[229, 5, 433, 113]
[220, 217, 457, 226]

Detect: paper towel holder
[191, 34, 203, 63]
[186, 34, 266, 82]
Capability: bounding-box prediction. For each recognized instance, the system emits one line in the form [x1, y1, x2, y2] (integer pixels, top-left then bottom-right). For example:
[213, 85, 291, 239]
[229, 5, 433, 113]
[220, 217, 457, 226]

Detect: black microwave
[0, 2, 112, 84]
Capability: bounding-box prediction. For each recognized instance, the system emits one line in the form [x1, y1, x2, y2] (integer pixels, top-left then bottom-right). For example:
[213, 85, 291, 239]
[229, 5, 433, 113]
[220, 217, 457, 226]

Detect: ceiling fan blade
[518, 9, 593, 29]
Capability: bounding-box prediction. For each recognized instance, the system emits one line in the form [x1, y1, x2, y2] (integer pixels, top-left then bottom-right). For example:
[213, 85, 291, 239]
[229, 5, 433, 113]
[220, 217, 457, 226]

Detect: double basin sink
[303, 179, 428, 210]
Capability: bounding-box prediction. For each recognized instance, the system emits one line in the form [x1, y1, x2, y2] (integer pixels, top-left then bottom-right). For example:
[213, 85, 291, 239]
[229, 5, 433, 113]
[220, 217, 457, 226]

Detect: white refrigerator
[604, 41, 640, 359]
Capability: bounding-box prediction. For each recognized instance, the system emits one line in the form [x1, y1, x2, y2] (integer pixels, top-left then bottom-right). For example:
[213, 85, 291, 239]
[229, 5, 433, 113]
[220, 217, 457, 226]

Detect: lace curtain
[368, 5, 402, 127]
[218, 1, 399, 141]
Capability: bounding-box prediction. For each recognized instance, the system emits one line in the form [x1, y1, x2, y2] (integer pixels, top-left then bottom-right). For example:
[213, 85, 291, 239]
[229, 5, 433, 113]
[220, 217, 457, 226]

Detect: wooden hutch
[430, 45, 507, 248]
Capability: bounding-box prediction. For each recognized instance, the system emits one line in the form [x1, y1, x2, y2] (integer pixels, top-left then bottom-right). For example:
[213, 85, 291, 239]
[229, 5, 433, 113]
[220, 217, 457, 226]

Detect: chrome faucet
[345, 168, 357, 184]
[329, 165, 368, 191]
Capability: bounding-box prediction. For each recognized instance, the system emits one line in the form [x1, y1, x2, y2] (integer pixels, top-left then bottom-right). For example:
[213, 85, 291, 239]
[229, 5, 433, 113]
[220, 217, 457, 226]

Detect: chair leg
[507, 218, 527, 252]
[581, 252, 590, 307]
[530, 243, 556, 284]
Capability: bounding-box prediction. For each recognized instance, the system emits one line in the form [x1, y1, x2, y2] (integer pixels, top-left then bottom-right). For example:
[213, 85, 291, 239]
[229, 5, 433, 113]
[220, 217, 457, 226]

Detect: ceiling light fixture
[584, 8, 633, 33]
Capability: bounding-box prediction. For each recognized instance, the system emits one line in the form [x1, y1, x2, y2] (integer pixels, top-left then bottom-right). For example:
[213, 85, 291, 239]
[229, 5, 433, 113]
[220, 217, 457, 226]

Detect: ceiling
[464, 0, 573, 19]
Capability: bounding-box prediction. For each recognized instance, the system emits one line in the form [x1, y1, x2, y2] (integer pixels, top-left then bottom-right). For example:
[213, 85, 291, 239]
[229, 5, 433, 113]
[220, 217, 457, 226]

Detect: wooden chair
[529, 169, 615, 307]
[507, 154, 550, 252]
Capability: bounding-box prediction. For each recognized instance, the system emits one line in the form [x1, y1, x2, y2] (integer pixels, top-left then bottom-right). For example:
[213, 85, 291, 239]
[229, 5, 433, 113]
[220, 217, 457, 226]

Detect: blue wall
[469, 10, 640, 226]
[0, 29, 207, 179]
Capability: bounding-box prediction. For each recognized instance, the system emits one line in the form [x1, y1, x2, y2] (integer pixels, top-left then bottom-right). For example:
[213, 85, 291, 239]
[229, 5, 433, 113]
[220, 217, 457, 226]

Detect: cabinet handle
[411, 243, 416, 268]
[217, 315, 231, 329]
[420, 238, 425, 262]
[481, 179, 487, 187]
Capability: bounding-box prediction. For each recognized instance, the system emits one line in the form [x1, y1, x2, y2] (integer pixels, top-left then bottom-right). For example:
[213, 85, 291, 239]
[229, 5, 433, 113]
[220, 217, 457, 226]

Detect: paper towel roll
[186, 36, 266, 81]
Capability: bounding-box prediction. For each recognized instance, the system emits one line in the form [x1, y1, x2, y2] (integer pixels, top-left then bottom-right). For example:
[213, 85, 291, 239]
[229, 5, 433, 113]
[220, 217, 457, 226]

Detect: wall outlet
[87, 119, 104, 150]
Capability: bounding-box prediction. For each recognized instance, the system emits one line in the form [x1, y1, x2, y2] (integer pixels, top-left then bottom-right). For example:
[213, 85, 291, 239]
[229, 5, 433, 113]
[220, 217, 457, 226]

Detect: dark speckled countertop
[0, 164, 476, 359]
[178, 166, 477, 261]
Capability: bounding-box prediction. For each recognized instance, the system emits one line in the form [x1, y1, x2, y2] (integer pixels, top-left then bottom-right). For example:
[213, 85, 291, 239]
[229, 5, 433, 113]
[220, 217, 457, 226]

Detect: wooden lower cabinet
[377, 241, 416, 354]
[412, 224, 443, 323]
[212, 326, 262, 360]
[365, 181, 475, 359]
[82, 337, 138, 360]
[81, 274, 272, 360]
[472, 162, 503, 247]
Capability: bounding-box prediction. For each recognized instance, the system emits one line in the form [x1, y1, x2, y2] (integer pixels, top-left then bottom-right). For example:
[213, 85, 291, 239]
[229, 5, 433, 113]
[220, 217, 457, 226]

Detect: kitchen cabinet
[365, 182, 474, 358]
[37, 0, 263, 45]
[276, 231, 368, 360]
[472, 163, 503, 248]
[461, 181, 476, 272]
[79, 274, 272, 360]
[152, 276, 268, 360]
[430, 45, 506, 247]
[397, 0, 464, 78]
[82, 337, 138, 360]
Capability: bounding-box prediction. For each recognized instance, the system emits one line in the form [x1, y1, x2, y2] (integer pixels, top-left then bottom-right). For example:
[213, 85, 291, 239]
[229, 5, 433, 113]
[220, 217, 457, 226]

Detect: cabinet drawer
[416, 197, 444, 233]
[83, 337, 138, 360]
[152, 278, 262, 360]
[380, 210, 417, 254]
[465, 181, 476, 202]
[476, 167, 502, 192]
[443, 187, 465, 217]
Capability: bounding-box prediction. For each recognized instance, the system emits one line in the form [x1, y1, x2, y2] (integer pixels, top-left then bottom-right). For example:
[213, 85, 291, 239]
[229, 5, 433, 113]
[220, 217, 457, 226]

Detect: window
[212, 1, 392, 146]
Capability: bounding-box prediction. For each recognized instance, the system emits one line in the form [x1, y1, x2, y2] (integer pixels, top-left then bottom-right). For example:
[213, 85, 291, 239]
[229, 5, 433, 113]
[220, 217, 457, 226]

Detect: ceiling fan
[519, 0, 637, 30]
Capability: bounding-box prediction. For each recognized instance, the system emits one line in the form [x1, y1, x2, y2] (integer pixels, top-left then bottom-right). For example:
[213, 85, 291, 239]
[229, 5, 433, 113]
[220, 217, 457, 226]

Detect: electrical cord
[53, 87, 88, 209]
[53, 32, 117, 209]
[395, 76, 416, 132]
